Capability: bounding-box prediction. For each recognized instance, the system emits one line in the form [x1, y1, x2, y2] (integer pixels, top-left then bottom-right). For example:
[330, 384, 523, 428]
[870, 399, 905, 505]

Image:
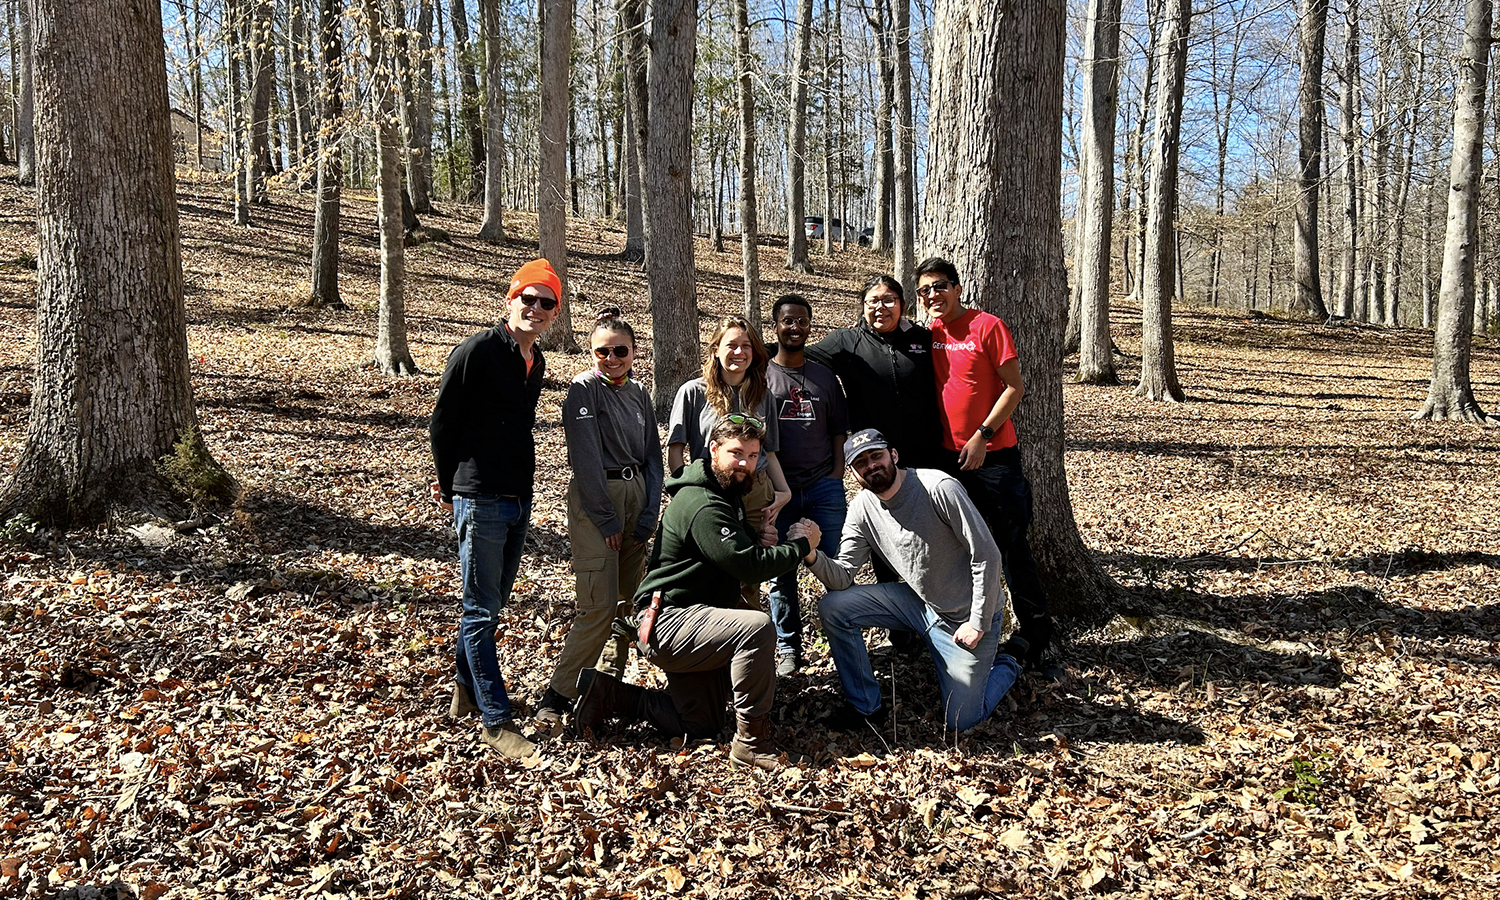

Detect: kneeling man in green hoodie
[575, 414, 819, 771]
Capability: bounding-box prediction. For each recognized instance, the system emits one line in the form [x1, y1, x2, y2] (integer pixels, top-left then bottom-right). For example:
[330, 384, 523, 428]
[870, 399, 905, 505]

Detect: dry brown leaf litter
[0, 172, 1498, 899]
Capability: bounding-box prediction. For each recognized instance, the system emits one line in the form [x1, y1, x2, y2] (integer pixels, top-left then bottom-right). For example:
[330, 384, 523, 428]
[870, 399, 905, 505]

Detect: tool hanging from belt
[635, 591, 662, 652]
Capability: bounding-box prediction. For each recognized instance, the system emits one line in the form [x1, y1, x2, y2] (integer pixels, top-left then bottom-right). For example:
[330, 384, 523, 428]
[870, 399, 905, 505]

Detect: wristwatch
[977, 424, 995, 441]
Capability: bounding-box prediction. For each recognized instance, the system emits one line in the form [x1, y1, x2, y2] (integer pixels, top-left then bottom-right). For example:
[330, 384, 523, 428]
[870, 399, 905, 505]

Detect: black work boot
[821, 700, 891, 734]
[573, 668, 644, 737]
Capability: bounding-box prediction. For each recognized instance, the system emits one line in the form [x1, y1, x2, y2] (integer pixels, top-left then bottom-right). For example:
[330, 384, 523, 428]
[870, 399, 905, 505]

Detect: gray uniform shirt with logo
[807, 467, 1006, 632]
[667, 377, 779, 471]
[563, 371, 665, 541]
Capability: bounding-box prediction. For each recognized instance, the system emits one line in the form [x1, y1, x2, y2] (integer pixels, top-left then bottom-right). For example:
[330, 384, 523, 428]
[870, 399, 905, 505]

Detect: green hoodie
[634, 458, 812, 611]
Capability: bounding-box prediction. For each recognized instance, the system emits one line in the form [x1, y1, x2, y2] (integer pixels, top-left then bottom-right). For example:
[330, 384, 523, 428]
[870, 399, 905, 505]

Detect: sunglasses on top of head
[593, 344, 631, 359]
[517, 292, 559, 311]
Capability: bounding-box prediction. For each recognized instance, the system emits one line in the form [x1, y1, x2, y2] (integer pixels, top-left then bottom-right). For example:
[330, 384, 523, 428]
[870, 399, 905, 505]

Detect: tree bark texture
[1135, 0, 1187, 402]
[1416, 0, 1492, 423]
[538, 0, 579, 353]
[368, 0, 418, 376]
[891, 0, 915, 298]
[409, 0, 437, 212]
[1337, 0, 1361, 318]
[1075, 0, 1122, 385]
[1295, 0, 1330, 320]
[922, 0, 1121, 624]
[310, 0, 344, 308]
[249, 0, 275, 203]
[227, 0, 252, 224]
[477, 0, 506, 241]
[16, 0, 35, 185]
[448, 0, 485, 202]
[620, 0, 648, 261]
[2, 0, 204, 525]
[868, 0, 893, 254]
[644, 0, 699, 416]
[734, 0, 761, 326]
[785, 0, 813, 272]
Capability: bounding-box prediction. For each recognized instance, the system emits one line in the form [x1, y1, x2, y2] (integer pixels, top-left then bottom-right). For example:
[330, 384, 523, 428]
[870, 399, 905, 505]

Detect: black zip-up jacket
[807, 318, 944, 469]
[430, 324, 546, 500]
[634, 459, 811, 612]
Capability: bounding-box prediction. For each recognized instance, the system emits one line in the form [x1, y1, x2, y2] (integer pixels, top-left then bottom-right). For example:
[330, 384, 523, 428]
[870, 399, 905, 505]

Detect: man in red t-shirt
[917, 256, 1053, 670]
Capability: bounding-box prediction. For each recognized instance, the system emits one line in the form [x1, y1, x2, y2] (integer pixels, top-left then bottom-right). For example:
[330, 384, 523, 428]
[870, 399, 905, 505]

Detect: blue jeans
[767, 476, 847, 656]
[453, 494, 530, 727]
[818, 582, 1020, 731]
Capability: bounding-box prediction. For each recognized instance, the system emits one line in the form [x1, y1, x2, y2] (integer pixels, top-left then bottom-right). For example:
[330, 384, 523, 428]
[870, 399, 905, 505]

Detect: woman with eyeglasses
[668, 316, 792, 548]
[532, 307, 666, 734]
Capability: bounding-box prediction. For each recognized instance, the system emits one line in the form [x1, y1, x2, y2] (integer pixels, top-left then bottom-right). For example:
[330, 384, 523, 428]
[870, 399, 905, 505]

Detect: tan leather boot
[730, 713, 788, 772]
[480, 722, 537, 760]
[449, 682, 479, 718]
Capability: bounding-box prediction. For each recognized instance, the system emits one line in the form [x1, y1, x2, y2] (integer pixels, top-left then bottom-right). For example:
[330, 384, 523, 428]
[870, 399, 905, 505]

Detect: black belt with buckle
[606, 465, 638, 481]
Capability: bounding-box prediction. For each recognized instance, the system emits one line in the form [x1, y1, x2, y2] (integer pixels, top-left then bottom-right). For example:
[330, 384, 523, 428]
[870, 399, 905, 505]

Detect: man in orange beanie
[430, 258, 563, 760]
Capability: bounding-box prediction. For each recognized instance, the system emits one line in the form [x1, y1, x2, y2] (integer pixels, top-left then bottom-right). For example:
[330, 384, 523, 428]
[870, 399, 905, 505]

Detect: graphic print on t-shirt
[779, 385, 815, 422]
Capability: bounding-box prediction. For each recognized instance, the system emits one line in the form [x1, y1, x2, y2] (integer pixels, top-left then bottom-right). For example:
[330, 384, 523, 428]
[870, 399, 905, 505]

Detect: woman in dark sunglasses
[532, 307, 665, 734]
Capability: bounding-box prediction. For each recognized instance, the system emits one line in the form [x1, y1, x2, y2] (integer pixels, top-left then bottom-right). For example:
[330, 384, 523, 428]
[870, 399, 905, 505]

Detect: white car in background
[803, 216, 856, 242]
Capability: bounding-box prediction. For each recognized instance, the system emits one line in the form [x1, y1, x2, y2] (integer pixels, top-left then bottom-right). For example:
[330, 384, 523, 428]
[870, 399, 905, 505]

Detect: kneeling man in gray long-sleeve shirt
[798, 428, 1023, 732]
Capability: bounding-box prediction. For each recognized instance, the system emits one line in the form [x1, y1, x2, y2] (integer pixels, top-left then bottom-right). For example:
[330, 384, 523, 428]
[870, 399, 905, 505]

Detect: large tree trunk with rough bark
[1337, 0, 1362, 318]
[1415, 0, 1492, 423]
[227, 0, 252, 225]
[785, 0, 813, 273]
[922, 0, 1122, 625]
[644, 0, 699, 415]
[733, 0, 760, 326]
[407, 0, 436, 212]
[1135, 0, 1187, 402]
[248, 0, 275, 203]
[1075, 0, 1121, 385]
[1, 0, 215, 526]
[868, 0, 893, 254]
[1295, 0, 1330, 320]
[368, 0, 418, 376]
[477, 0, 507, 241]
[538, 0, 579, 353]
[309, 0, 345, 309]
[449, 0, 485, 202]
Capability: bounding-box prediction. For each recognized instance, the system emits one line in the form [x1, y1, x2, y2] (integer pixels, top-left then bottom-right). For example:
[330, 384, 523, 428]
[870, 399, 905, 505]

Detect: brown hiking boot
[730, 713, 794, 772]
[573, 668, 643, 737]
[480, 721, 537, 760]
[449, 681, 479, 718]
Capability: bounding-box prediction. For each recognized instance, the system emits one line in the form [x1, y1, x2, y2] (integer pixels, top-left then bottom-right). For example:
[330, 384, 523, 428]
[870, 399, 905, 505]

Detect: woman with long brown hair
[668, 315, 791, 535]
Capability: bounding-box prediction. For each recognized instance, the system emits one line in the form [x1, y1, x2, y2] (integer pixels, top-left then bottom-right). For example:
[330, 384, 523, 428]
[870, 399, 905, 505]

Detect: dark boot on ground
[573, 668, 644, 737]
[532, 687, 573, 736]
[821, 700, 891, 734]
[449, 681, 479, 719]
[775, 647, 801, 677]
[730, 713, 796, 772]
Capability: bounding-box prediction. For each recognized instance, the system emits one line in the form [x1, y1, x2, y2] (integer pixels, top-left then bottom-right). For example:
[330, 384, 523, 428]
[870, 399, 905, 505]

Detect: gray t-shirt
[766, 358, 849, 489]
[807, 468, 1006, 632]
[667, 377, 779, 471]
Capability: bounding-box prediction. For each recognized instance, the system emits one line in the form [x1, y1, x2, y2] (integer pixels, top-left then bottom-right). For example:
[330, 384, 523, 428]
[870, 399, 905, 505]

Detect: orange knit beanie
[506, 258, 563, 303]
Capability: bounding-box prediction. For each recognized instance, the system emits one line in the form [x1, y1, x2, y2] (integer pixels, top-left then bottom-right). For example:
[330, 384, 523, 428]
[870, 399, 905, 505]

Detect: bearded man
[573, 415, 819, 771]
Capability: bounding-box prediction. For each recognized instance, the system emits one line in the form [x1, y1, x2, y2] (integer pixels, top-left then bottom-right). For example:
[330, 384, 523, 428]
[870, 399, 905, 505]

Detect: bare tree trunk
[822, 0, 835, 259]
[16, 0, 34, 185]
[1415, 0, 1492, 423]
[1295, 0, 1330, 319]
[249, 0, 274, 203]
[734, 0, 761, 326]
[868, 0, 893, 254]
[785, 0, 814, 272]
[449, 0, 485, 202]
[1076, 0, 1122, 385]
[309, 0, 345, 309]
[477, 0, 506, 240]
[891, 0, 914, 296]
[227, 0, 252, 225]
[538, 0, 579, 353]
[1130, 0, 1162, 303]
[924, 0, 1120, 623]
[1367, 11, 1390, 324]
[620, 0, 648, 261]
[1135, 0, 1187, 402]
[645, 0, 699, 415]
[408, 0, 436, 212]
[2, 0, 217, 525]
[289, 0, 317, 180]
[366, 0, 418, 376]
